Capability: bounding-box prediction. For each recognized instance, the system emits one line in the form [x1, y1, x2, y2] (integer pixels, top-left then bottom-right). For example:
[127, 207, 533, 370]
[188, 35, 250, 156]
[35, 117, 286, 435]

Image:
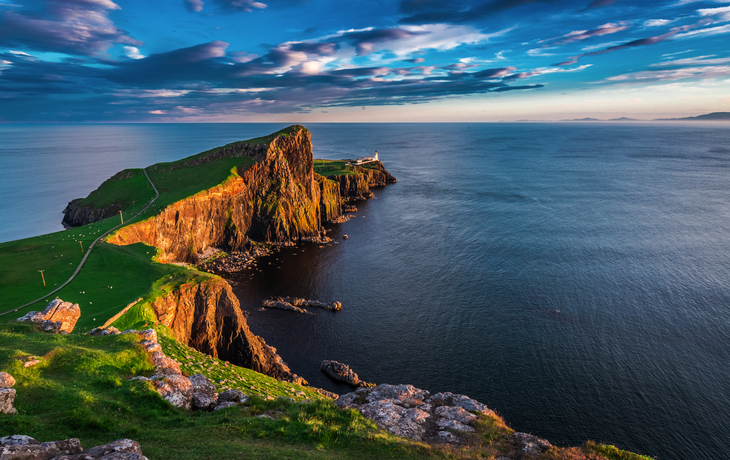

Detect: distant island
[544, 111, 730, 122]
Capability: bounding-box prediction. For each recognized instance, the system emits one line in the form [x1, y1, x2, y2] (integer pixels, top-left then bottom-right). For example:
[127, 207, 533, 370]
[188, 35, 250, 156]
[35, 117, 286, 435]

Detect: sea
[1, 122, 729, 460]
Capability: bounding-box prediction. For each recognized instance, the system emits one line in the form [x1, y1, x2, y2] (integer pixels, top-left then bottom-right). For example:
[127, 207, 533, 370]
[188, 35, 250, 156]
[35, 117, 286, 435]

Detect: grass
[0, 239, 212, 331]
[75, 169, 156, 212]
[156, 330, 326, 402]
[314, 160, 360, 177]
[0, 323, 441, 460]
[0, 216, 141, 313]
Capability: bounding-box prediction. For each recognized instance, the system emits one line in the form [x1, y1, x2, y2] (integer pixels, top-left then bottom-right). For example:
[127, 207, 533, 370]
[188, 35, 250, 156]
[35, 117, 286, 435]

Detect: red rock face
[148, 278, 305, 384]
[108, 127, 323, 263]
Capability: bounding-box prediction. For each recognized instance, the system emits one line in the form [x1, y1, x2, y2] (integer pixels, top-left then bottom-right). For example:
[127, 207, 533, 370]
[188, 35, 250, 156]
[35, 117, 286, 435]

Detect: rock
[436, 419, 475, 433]
[0, 435, 38, 447]
[0, 437, 82, 459]
[359, 402, 430, 441]
[189, 374, 218, 410]
[261, 299, 307, 313]
[17, 299, 80, 334]
[337, 384, 496, 444]
[0, 388, 17, 414]
[0, 372, 15, 388]
[433, 406, 477, 424]
[23, 360, 41, 368]
[153, 357, 181, 376]
[514, 432, 552, 456]
[191, 392, 217, 411]
[213, 401, 238, 411]
[51, 439, 146, 460]
[139, 329, 157, 343]
[218, 389, 248, 404]
[429, 392, 495, 417]
[320, 360, 361, 386]
[152, 375, 192, 410]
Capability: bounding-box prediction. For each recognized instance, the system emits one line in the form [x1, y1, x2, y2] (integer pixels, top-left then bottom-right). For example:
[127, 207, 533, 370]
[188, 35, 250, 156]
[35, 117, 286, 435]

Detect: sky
[0, 0, 729, 122]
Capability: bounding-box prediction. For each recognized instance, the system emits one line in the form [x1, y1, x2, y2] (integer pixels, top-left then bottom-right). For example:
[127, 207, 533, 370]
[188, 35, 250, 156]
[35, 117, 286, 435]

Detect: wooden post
[79, 241, 84, 253]
[39, 270, 46, 287]
[119, 210, 124, 224]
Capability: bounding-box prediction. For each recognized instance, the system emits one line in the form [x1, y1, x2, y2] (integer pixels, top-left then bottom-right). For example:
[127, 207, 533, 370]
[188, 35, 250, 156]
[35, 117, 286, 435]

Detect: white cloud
[185, 0, 204, 12]
[651, 55, 730, 66]
[674, 23, 730, 38]
[606, 65, 730, 83]
[123, 46, 145, 59]
[644, 19, 674, 27]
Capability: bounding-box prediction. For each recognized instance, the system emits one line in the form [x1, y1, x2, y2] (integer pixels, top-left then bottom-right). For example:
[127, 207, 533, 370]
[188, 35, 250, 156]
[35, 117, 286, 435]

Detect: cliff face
[107, 127, 323, 263]
[330, 161, 397, 202]
[315, 175, 344, 223]
[150, 277, 305, 384]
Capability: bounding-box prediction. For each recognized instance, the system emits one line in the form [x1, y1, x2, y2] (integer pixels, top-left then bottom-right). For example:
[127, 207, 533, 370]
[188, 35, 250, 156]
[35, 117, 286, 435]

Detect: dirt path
[1, 168, 160, 317]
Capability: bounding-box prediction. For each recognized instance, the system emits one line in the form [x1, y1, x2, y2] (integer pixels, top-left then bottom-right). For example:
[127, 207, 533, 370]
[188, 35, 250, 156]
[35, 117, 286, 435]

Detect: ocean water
[2, 122, 729, 460]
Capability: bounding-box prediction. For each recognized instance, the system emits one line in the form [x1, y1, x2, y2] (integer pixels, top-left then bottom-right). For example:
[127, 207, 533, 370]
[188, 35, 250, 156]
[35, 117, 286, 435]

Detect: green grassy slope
[314, 160, 360, 177]
[0, 323, 439, 460]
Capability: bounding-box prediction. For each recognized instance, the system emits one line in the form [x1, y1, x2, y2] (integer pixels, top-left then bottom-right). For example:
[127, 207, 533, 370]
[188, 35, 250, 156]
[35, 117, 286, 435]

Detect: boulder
[217, 389, 248, 404]
[151, 375, 192, 410]
[50, 439, 146, 460]
[514, 432, 552, 456]
[213, 401, 238, 411]
[0, 437, 149, 460]
[0, 388, 17, 414]
[0, 436, 82, 459]
[189, 374, 218, 411]
[0, 372, 15, 388]
[17, 299, 81, 334]
[320, 360, 361, 386]
[337, 384, 496, 444]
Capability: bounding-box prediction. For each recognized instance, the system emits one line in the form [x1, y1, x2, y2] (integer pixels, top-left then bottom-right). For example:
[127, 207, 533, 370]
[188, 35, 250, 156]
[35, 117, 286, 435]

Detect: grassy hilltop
[0, 127, 652, 460]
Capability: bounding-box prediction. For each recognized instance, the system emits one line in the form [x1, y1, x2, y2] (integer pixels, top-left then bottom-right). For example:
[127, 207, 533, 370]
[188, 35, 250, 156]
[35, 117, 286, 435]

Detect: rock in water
[16, 298, 80, 334]
[320, 360, 361, 386]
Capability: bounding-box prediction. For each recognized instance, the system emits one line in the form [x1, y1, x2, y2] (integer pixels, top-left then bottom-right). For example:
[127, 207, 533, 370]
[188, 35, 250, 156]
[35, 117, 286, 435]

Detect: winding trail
[1, 168, 160, 317]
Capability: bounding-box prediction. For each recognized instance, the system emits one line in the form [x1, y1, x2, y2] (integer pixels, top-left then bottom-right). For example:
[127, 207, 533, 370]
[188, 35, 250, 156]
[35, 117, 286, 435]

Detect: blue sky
[1, 0, 729, 121]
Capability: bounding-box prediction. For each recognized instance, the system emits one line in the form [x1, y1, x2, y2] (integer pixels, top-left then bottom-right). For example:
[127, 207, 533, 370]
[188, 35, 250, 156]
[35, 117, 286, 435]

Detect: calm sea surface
[2, 123, 729, 460]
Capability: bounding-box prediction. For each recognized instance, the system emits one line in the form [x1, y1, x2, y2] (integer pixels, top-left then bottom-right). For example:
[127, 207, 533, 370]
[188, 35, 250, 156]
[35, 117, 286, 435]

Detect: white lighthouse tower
[373, 150, 379, 161]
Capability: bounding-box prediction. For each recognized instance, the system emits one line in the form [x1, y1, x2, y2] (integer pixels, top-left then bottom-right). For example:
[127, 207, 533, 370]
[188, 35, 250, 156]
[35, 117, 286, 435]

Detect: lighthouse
[374, 150, 379, 161]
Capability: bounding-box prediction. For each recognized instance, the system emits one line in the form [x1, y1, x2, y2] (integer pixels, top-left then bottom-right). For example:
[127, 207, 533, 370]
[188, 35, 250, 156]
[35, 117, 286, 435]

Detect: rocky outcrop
[337, 384, 495, 444]
[127, 328, 249, 411]
[107, 126, 324, 263]
[17, 299, 80, 334]
[263, 297, 341, 313]
[146, 278, 305, 385]
[0, 436, 147, 460]
[320, 360, 361, 386]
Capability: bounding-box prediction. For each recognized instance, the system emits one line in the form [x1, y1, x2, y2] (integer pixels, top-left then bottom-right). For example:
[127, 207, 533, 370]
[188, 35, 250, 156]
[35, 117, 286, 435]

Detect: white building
[354, 151, 379, 165]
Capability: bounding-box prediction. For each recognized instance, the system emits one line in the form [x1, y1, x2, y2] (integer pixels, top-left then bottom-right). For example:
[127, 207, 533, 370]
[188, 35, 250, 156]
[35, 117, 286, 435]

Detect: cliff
[107, 126, 324, 263]
[148, 277, 305, 384]
[329, 161, 397, 202]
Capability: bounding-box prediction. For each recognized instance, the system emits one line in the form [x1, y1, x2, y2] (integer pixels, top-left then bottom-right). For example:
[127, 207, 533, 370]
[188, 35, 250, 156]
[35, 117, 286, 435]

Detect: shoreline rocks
[17, 299, 80, 334]
[337, 384, 494, 444]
